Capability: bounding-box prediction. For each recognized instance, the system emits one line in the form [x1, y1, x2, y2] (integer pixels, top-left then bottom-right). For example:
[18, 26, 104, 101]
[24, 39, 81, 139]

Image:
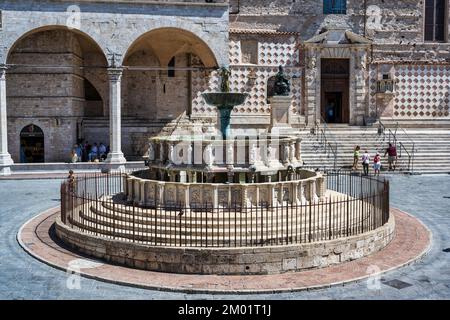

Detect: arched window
[20, 124, 45, 163]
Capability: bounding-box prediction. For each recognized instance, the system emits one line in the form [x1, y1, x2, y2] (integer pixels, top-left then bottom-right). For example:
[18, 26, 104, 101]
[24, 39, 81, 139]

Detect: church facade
[0, 0, 449, 169]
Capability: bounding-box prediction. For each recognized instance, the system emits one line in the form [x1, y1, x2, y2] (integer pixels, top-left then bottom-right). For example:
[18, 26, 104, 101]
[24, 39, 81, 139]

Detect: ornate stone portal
[304, 29, 372, 126]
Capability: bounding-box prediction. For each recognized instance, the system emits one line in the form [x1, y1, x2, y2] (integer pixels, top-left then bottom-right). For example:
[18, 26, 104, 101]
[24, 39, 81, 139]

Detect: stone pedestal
[269, 95, 293, 134]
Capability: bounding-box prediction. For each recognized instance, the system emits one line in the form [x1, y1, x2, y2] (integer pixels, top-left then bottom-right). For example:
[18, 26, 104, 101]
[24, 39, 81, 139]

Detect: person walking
[384, 143, 397, 171]
[373, 152, 382, 176]
[352, 146, 361, 171]
[361, 150, 370, 176]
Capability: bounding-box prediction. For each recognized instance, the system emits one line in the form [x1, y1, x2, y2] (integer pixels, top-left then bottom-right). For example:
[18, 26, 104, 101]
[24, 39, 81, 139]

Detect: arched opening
[84, 79, 103, 117]
[124, 27, 218, 69]
[6, 26, 108, 163]
[20, 124, 44, 163]
[122, 27, 219, 125]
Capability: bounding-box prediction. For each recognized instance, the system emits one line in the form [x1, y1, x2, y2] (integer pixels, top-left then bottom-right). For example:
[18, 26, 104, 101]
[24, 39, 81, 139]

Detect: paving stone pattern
[0, 175, 449, 299]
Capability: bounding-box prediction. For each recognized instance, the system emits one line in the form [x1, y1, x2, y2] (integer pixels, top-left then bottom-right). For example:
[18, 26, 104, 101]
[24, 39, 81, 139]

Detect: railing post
[308, 200, 312, 242]
[328, 196, 332, 240]
[346, 194, 350, 236]
[132, 201, 135, 243]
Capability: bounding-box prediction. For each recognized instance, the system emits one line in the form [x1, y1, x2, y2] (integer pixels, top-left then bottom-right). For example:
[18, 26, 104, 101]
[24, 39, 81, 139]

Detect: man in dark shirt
[384, 143, 397, 171]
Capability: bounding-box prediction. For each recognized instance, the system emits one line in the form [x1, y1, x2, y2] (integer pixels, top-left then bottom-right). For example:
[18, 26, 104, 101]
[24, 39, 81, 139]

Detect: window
[168, 57, 175, 77]
[425, 0, 447, 42]
[323, 0, 346, 15]
[240, 40, 258, 64]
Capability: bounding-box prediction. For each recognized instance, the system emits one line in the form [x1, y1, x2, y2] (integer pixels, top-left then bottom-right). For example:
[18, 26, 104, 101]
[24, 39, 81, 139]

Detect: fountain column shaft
[219, 107, 233, 140]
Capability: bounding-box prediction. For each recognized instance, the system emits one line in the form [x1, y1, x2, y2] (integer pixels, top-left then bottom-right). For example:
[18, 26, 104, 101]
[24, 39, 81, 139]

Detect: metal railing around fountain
[60, 171, 390, 248]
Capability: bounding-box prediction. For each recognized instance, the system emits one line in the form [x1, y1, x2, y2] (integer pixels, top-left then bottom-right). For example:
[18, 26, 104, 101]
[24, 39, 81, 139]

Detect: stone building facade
[0, 0, 449, 172]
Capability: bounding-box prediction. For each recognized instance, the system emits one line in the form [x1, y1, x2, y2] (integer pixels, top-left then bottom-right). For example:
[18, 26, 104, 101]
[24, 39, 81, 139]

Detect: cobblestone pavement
[0, 175, 449, 299]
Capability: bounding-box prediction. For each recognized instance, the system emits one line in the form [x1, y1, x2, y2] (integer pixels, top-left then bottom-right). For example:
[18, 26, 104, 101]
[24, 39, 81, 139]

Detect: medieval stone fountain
[54, 67, 393, 276]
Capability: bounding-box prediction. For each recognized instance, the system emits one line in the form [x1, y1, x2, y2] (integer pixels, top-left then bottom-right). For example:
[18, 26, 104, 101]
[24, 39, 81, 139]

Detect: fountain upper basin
[202, 92, 249, 108]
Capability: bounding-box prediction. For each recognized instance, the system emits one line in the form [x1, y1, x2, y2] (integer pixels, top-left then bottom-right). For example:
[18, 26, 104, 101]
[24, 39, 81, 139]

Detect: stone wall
[231, 0, 450, 48]
[55, 212, 395, 275]
[6, 30, 86, 162]
[0, 0, 229, 66]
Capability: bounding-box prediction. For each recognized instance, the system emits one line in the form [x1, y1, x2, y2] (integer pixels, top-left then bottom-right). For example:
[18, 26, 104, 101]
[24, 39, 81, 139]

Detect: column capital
[0, 64, 7, 79]
[107, 67, 123, 81]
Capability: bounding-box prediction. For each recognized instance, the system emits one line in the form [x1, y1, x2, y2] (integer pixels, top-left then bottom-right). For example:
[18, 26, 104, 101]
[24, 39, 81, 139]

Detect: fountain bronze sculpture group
[274, 65, 291, 96]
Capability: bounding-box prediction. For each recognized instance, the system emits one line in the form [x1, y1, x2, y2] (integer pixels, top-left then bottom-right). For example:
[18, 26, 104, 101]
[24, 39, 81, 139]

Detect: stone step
[69, 207, 376, 246]
[97, 198, 362, 226]
[79, 208, 365, 238]
[69, 217, 352, 247]
[300, 127, 450, 174]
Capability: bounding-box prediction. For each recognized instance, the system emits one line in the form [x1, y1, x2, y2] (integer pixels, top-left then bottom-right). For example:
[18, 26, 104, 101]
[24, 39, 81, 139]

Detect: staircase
[300, 124, 450, 174]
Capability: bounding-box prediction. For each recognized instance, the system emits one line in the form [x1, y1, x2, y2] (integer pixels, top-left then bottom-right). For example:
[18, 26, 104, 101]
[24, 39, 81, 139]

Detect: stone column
[249, 141, 257, 165]
[139, 180, 146, 205]
[213, 186, 219, 208]
[127, 177, 134, 202]
[289, 140, 295, 163]
[184, 185, 190, 209]
[316, 175, 326, 199]
[282, 141, 290, 165]
[148, 141, 155, 161]
[123, 174, 129, 196]
[157, 183, 165, 208]
[186, 142, 193, 165]
[292, 183, 299, 205]
[168, 142, 175, 165]
[159, 142, 165, 163]
[105, 68, 126, 165]
[295, 138, 302, 163]
[0, 66, 13, 175]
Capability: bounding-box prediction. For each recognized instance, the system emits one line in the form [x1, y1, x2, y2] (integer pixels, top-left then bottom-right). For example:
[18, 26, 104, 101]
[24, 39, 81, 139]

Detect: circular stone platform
[17, 207, 431, 294]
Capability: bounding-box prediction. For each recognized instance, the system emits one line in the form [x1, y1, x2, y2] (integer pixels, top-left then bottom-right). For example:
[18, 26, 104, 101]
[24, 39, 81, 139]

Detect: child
[374, 152, 382, 176]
